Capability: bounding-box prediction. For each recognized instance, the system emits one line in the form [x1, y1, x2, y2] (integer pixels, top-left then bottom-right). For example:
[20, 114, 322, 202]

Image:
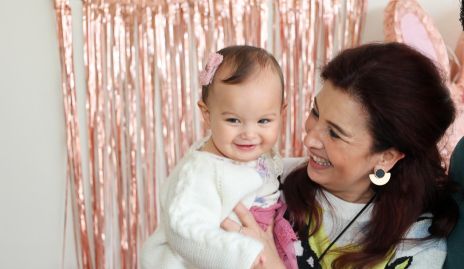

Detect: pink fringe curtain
[54, 0, 367, 268]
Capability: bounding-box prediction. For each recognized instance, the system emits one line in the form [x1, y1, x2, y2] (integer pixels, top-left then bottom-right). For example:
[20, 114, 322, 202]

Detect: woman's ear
[197, 100, 211, 128]
[377, 148, 405, 172]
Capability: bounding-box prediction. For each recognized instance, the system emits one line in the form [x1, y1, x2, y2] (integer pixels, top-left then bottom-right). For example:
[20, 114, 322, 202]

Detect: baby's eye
[258, 119, 271, 124]
[226, 118, 240, 124]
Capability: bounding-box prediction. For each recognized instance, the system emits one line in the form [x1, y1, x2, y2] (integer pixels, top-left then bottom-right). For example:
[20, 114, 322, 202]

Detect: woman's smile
[309, 154, 332, 169]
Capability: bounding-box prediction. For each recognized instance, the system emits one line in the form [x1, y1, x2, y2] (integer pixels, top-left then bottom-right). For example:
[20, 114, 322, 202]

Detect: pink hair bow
[199, 53, 223, 86]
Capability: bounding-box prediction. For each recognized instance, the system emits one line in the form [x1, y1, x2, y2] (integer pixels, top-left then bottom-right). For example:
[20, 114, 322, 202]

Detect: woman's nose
[304, 125, 324, 149]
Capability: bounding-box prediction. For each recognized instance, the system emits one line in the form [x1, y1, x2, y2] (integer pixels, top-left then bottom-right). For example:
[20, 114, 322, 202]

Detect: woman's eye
[226, 118, 240, 124]
[329, 129, 340, 139]
[258, 119, 271, 124]
[310, 108, 319, 118]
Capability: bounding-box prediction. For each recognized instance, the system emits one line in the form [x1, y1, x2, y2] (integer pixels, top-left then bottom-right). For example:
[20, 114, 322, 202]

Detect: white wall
[0, 0, 460, 268]
[0, 0, 80, 268]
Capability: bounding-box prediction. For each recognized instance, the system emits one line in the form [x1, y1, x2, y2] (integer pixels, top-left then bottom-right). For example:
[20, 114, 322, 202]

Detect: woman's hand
[221, 203, 285, 269]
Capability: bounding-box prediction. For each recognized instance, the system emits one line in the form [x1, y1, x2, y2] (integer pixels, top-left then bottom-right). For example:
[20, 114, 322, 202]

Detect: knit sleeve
[163, 157, 263, 269]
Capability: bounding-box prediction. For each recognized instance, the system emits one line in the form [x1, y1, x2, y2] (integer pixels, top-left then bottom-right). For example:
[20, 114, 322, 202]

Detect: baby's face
[202, 67, 284, 162]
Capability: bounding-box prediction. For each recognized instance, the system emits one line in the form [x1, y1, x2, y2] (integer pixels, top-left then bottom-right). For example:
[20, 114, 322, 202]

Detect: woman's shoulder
[389, 238, 446, 269]
[404, 214, 435, 239]
[388, 216, 446, 269]
[281, 157, 308, 179]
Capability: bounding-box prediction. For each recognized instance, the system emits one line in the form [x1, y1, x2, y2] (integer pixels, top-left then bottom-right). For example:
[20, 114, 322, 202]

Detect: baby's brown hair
[201, 45, 284, 103]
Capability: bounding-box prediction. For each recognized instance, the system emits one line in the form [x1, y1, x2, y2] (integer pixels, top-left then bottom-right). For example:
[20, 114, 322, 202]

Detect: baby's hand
[221, 203, 285, 269]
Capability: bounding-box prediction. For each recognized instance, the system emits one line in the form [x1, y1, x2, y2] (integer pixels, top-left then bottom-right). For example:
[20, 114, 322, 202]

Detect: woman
[222, 42, 459, 269]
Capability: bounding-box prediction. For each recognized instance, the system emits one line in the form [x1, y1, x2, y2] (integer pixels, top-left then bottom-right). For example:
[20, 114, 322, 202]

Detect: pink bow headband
[199, 53, 223, 86]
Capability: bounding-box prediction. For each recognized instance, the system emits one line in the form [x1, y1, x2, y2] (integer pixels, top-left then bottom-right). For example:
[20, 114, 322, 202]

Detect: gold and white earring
[369, 168, 391, 186]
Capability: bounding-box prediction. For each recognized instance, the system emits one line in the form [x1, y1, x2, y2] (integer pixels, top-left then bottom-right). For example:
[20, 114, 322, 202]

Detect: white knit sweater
[141, 137, 282, 269]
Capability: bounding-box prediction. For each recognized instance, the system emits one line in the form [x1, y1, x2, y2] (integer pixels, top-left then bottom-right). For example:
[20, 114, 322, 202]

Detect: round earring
[369, 168, 391, 186]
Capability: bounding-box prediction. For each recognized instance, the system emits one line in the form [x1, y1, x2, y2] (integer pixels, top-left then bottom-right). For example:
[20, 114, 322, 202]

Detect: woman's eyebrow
[327, 120, 352, 138]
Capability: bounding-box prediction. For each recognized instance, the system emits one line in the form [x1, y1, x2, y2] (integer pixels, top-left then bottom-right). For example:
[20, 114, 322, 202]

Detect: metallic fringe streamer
[275, 0, 367, 157]
[55, 0, 368, 268]
[54, 1, 91, 269]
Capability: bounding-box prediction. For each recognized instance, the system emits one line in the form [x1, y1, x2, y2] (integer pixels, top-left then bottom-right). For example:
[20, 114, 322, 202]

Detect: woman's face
[304, 81, 382, 202]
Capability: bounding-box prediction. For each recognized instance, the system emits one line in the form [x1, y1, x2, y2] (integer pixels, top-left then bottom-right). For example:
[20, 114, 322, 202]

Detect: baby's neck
[201, 138, 226, 158]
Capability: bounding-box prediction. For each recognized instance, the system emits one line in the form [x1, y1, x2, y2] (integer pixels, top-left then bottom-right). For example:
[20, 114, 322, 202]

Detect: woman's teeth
[311, 155, 332, 167]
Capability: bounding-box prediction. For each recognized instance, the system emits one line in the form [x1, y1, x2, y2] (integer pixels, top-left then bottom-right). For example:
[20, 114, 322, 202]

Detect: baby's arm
[163, 162, 263, 269]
